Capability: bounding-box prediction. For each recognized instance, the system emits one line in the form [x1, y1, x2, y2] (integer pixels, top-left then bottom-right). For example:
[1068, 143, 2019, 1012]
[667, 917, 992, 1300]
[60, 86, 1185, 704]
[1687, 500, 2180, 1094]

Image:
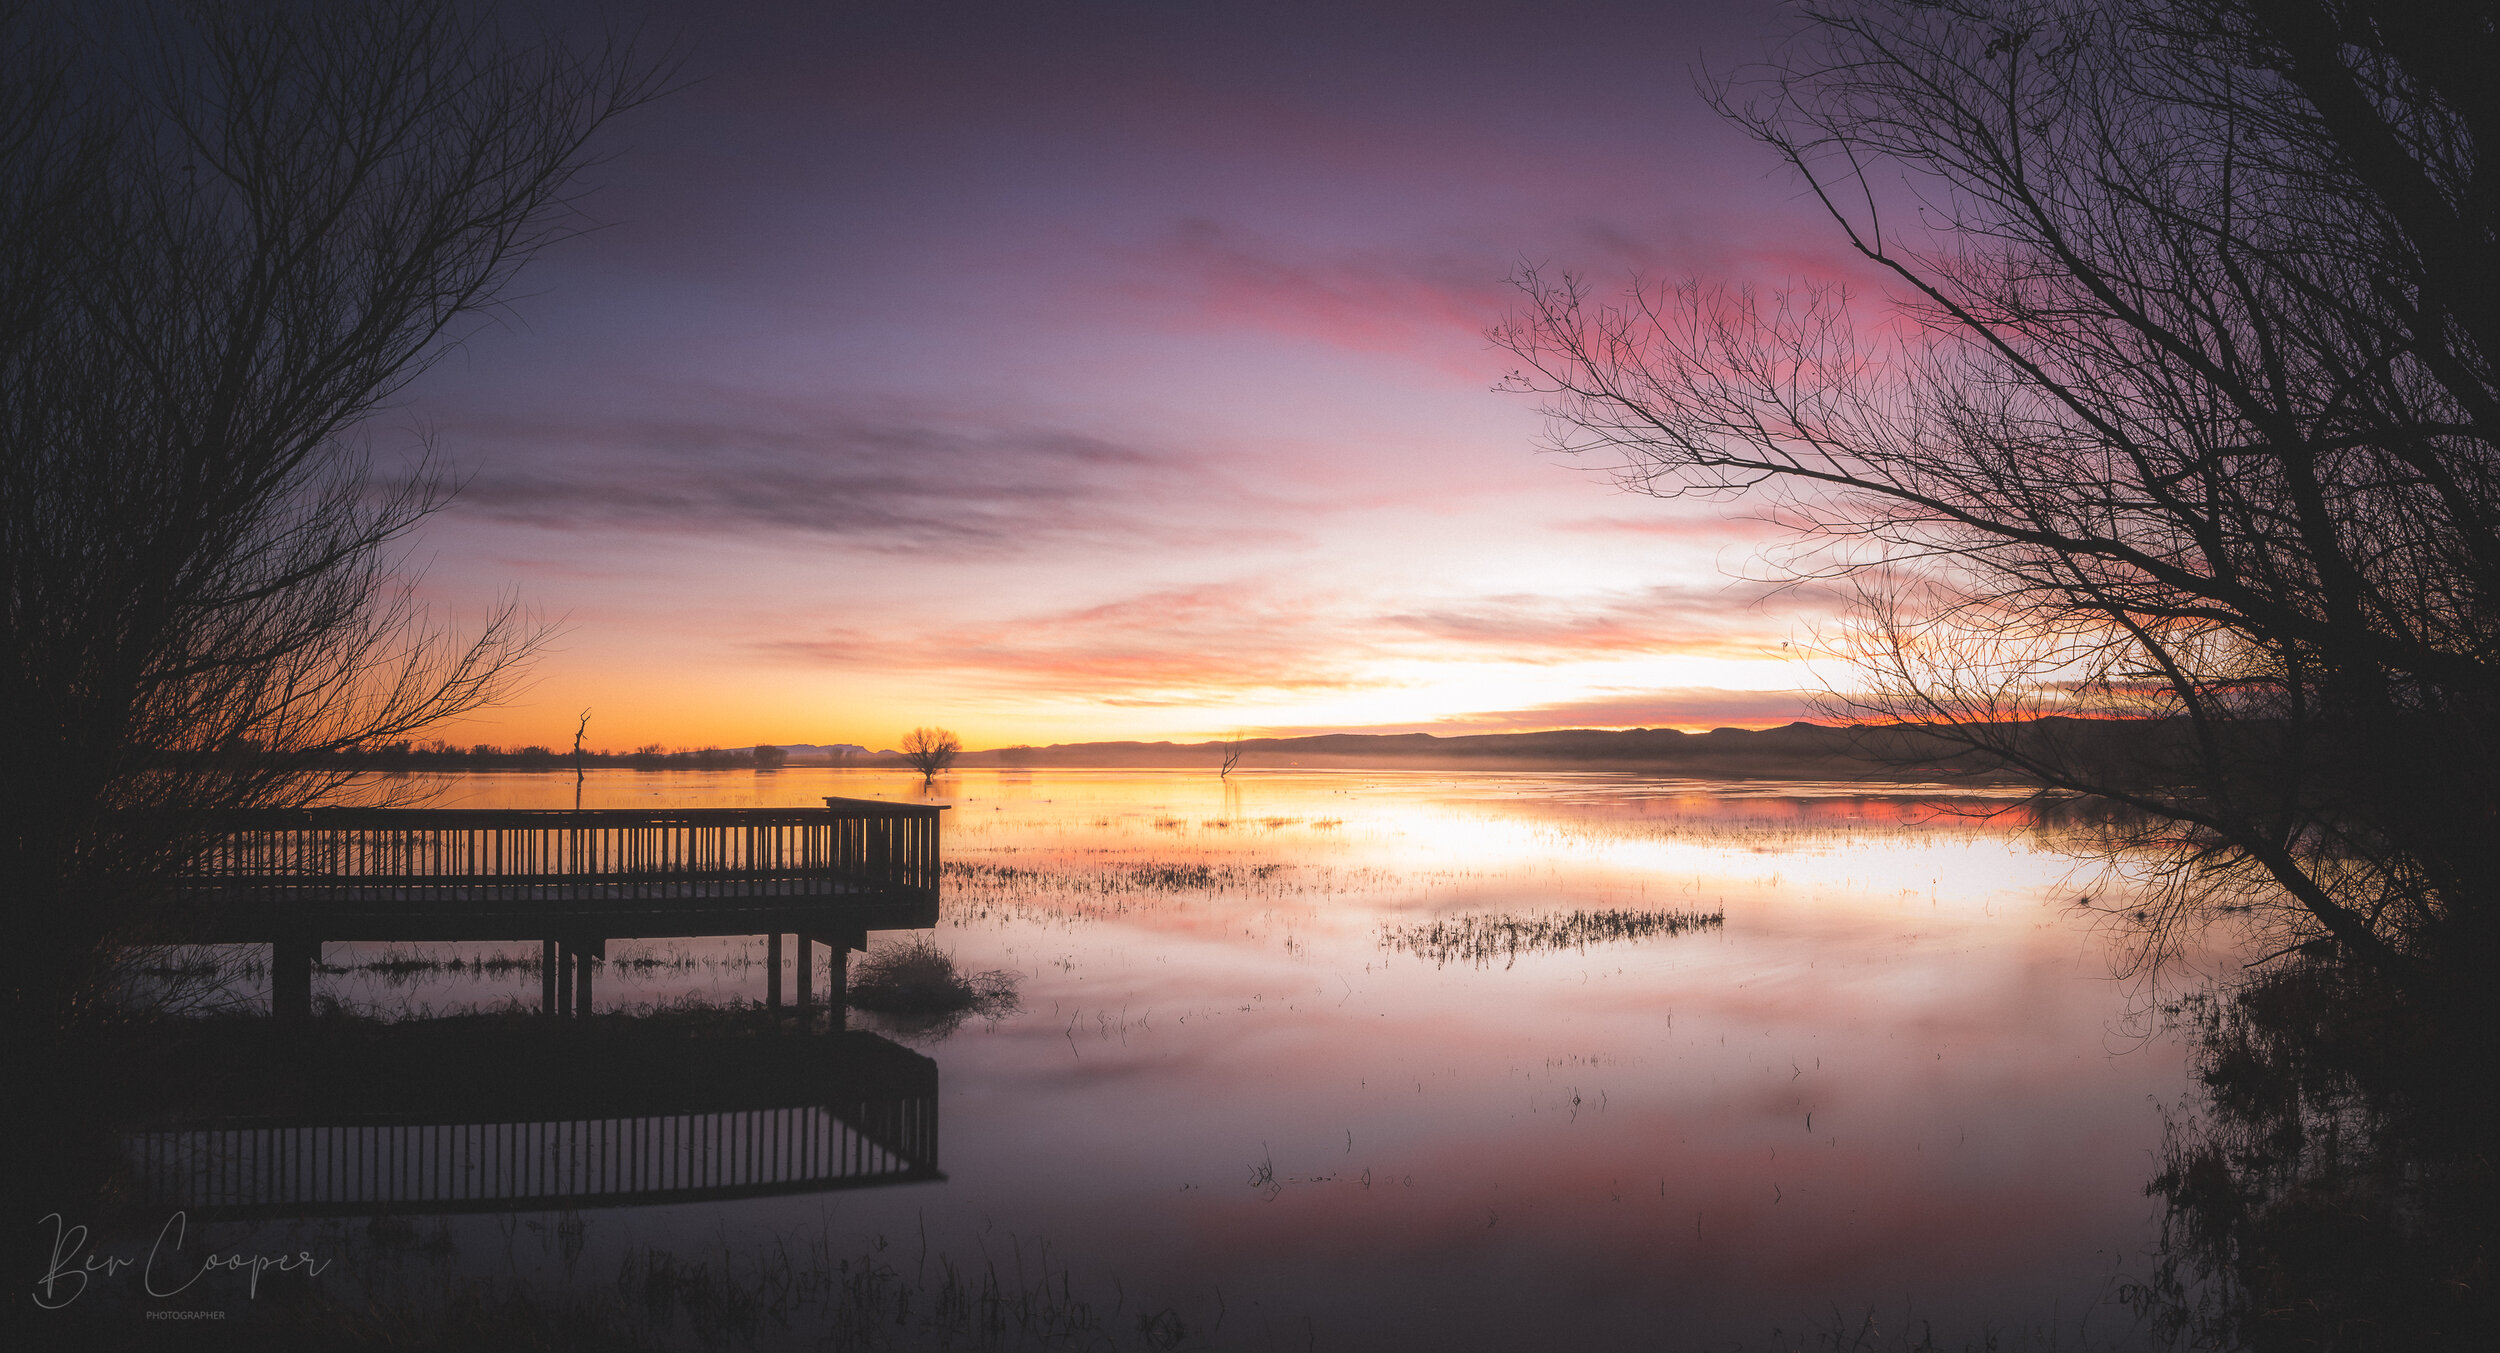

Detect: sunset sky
[408, 0, 1872, 752]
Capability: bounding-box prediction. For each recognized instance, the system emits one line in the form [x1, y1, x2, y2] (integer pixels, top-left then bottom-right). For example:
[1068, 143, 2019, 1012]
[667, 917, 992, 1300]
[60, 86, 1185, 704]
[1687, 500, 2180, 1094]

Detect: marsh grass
[942, 855, 1402, 936]
[1379, 907, 1724, 969]
[313, 945, 756, 991]
[355, 1220, 1201, 1352]
[326, 949, 540, 981]
[945, 859, 1289, 897]
[619, 1224, 1212, 1351]
[127, 955, 225, 981]
[1760, 1304, 2137, 1351]
[57, 1217, 1206, 1353]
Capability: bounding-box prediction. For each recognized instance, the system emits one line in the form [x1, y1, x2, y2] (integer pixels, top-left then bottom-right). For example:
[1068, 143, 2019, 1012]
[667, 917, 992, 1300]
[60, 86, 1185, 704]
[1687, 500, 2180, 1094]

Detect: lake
[124, 768, 2212, 1349]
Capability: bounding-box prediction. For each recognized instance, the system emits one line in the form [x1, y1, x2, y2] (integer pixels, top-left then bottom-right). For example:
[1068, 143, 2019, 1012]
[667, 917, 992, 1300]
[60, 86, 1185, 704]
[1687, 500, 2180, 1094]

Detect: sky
[403, 0, 1873, 753]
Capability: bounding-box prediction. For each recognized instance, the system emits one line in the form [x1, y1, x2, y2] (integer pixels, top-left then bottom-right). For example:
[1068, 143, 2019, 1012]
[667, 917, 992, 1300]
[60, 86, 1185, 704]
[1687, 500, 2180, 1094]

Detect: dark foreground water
[55, 769, 2234, 1350]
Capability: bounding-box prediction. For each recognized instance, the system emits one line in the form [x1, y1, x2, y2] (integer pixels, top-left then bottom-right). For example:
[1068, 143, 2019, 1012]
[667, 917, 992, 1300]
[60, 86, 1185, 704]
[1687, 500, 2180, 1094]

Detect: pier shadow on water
[23, 1010, 956, 1349]
[119, 1016, 941, 1220]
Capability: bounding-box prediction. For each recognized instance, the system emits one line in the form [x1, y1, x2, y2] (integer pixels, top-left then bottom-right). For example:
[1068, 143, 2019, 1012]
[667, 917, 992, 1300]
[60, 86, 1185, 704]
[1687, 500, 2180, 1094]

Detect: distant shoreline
[311, 721, 2167, 785]
[839, 722, 2036, 783]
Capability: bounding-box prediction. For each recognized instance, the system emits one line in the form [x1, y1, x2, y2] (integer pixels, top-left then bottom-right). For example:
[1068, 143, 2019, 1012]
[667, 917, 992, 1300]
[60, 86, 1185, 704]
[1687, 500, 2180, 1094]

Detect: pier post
[558, 938, 604, 1017]
[796, 933, 813, 1023]
[271, 937, 317, 1020]
[828, 943, 847, 1033]
[801, 931, 857, 1033]
[766, 933, 783, 1011]
[542, 939, 559, 1015]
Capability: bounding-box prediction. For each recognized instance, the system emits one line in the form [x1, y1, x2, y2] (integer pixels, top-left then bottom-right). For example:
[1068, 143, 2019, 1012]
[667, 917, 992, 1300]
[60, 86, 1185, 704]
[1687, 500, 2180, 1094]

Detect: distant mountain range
[773, 743, 876, 759]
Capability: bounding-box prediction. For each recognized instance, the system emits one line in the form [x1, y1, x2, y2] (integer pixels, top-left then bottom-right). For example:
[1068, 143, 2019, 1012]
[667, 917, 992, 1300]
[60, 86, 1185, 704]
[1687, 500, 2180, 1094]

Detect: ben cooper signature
[34, 1212, 331, 1310]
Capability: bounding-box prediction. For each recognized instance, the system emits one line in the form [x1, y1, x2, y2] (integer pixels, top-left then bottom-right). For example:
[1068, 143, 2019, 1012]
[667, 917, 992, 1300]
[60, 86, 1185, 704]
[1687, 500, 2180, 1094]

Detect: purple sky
[404, 0, 1868, 751]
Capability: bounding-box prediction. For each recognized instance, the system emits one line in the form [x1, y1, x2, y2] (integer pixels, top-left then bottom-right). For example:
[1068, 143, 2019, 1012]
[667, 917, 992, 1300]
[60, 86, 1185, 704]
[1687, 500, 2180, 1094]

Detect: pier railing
[158, 797, 945, 1012]
[180, 798, 944, 907]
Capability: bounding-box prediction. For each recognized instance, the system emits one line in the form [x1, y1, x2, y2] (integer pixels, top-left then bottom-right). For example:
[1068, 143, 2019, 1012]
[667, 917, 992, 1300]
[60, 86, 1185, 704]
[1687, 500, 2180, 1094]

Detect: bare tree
[573, 709, 593, 810]
[0, 0, 669, 1037]
[1219, 730, 1246, 779]
[1495, 0, 2500, 995]
[900, 727, 961, 784]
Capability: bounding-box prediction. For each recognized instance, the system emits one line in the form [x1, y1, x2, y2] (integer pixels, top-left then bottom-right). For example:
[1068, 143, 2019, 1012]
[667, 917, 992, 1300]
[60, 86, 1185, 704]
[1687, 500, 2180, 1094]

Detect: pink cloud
[1119, 218, 1510, 369]
[1380, 581, 1842, 662]
[750, 575, 1822, 708]
[754, 580, 1376, 700]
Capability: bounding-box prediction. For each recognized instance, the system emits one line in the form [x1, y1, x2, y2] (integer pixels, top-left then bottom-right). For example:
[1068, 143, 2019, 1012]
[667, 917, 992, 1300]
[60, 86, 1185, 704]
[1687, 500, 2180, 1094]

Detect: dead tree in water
[574, 710, 593, 811]
[900, 727, 961, 785]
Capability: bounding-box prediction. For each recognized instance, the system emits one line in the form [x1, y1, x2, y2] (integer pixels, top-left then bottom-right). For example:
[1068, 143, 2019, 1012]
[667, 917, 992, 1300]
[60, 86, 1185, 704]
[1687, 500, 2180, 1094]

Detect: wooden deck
[168, 797, 946, 1018]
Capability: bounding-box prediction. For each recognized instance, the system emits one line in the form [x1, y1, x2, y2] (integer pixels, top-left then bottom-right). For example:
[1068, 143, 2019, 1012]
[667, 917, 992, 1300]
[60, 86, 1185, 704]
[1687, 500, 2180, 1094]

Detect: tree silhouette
[0, 0, 669, 1036]
[1497, 0, 2500, 995]
[900, 727, 961, 784]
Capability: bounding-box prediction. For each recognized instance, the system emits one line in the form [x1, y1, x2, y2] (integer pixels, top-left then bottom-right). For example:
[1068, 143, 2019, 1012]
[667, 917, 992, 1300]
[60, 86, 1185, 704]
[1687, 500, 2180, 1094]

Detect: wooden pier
[171, 797, 946, 1019]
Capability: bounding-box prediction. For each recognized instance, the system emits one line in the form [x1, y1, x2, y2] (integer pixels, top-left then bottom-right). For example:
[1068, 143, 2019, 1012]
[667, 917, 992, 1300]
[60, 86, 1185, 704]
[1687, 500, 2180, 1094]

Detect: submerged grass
[1379, 907, 1724, 969]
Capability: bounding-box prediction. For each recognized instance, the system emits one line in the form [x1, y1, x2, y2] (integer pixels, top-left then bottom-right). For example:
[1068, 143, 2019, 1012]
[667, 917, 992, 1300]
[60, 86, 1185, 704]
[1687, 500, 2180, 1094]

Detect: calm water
[173, 769, 2209, 1348]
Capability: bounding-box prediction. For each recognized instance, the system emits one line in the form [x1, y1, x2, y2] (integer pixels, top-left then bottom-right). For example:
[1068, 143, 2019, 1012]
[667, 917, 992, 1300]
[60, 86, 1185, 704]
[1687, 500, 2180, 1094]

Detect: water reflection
[2132, 965, 2499, 1350]
[126, 1025, 940, 1219]
[66, 769, 2237, 1347]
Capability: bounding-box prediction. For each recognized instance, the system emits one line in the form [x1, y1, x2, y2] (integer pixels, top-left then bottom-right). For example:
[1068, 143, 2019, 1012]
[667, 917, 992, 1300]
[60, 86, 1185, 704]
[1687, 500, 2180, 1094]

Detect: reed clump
[849, 935, 1020, 1017]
